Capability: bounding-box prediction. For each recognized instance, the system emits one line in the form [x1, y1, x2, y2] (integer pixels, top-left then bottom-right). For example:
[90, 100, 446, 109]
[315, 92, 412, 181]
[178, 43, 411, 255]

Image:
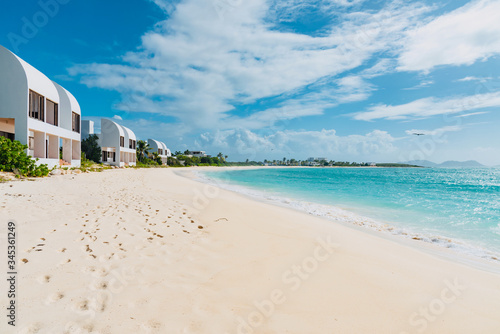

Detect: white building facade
[188, 150, 208, 158]
[82, 119, 136, 167]
[147, 139, 171, 165]
[0, 45, 81, 168]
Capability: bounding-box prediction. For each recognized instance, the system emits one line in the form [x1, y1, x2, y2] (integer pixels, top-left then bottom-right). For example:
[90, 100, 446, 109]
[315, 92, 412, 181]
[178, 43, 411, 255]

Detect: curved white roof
[57, 84, 81, 114]
[148, 139, 161, 149]
[122, 126, 136, 141]
[102, 119, 125, 137]
[148, 139, 169, 153]
[13, 53, 59, 103]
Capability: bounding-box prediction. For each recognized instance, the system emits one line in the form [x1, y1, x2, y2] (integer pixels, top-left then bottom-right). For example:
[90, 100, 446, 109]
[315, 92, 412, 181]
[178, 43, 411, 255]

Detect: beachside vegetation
[136, 140, 151, 163]
[0, 137, 50, 177]
[81, 134, 102, 163]
[172, 154, 225, 167]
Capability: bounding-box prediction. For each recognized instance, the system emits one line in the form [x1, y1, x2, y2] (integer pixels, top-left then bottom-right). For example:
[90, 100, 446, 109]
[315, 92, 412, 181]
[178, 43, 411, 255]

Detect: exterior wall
[53, 83, 81, 165]
[121, 126, 136, 166]
[100, 119, 124, 167]
[99, 119, 136, 167]
[0, 45, 28, 144]
[0, 118, 15, 134]
[0, 45, 81, 168]
[81, 120, 94, 139]
[148, 138, 171, 165]
[53, 82, 80, 132]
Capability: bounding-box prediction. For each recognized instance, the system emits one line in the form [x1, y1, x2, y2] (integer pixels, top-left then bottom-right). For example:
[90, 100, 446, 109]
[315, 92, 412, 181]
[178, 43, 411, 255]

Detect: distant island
[168, 152, 486, 168]
[170, 153, 421, 167]
[403, 160, 485, 168]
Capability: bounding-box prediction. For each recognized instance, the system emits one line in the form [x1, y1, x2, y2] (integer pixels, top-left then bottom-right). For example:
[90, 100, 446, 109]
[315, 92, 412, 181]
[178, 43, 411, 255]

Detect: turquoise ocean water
[200, 168, 500, 261]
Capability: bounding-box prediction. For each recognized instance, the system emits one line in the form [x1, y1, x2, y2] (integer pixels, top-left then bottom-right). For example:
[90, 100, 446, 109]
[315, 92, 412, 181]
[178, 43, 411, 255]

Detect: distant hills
[403, 160, 486, 168]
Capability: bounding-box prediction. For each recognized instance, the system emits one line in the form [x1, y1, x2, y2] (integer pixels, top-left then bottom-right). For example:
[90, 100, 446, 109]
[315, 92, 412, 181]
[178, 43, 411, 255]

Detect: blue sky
[2, 0, 500, 164]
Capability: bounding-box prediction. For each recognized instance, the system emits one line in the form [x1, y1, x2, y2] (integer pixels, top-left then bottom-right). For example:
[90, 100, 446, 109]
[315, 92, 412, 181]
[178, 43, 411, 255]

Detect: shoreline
[185, 166, 500, 274]
[1, 168, 500, 333]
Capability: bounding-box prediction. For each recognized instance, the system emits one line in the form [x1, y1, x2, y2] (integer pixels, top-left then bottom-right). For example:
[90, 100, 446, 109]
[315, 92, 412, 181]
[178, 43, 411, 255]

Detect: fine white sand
[1, 167, 499, 334]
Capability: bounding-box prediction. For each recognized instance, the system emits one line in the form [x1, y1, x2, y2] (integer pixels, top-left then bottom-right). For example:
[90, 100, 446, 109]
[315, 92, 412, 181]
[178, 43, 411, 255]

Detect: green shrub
[0, 137, 50, 177]
[81, 134, 101, 163]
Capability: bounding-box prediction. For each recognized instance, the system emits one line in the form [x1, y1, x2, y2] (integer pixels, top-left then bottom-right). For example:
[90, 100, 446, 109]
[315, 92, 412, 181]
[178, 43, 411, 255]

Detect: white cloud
[456, 76, 493, 82]
[402, 80, 434, 90]
[353, 90, 500, 121]
[455, 111, 489, 118]
[360, 58, 397, 78]
[268, 0, 365, 22]
[398, 0, 500, 72]
[197, 128, 396, 161]
[405, 125, 462, 136]
[71, 0, 430, 130]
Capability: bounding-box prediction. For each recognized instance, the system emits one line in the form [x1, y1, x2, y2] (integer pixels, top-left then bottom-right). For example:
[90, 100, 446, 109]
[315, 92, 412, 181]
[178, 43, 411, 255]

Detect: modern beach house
[82, 119, 137, 167]
[147, 139, 172, 165]
[0, 45, 81, 168]
[187, 150, 209, 158]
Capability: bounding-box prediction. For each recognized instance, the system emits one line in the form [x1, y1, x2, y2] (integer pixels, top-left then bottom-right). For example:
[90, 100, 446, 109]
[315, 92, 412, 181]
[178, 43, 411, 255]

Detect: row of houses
[81, 119, 171, 167]
[0, 45, 172, 168]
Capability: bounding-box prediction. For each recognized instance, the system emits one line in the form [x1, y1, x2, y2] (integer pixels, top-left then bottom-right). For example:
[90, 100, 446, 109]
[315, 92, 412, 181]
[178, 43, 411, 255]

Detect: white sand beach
[1, 167, 500, 334]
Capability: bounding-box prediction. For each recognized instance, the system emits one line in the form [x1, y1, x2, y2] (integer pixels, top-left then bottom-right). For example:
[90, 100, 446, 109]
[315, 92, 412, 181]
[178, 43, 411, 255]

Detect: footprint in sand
[37, 275, 51, 283]
[91, 280, 109, 290]
[45, 292, 64, 304]
[90, 292, 109, 312]
[74, 299, 90, 311]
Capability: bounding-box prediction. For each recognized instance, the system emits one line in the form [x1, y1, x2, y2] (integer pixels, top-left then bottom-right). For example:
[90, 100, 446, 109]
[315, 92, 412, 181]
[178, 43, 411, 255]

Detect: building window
[46, 99, 58, 126]
[129, 139, 136, 149]
[29, 90, 44, 121]
[102, 150, 107, 162]
[112, 152, 116, 162]
[0, 131, 15, 141]
[120, 136, 124, 147]
[158, 149, 162, 155]
[72, 112, 80, 133]
[28, 134, 35, 149]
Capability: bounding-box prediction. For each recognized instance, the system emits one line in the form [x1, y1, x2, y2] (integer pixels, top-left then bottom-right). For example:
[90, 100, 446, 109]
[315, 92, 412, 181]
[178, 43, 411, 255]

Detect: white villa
[82, 119, 136, 167]
[147, 139, 171, 165]
[187, 150, 209, 158]
[0, 45, 81, 168]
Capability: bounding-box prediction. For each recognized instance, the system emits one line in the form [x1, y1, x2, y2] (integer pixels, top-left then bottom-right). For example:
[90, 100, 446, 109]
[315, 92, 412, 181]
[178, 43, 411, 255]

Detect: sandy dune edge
[0, 168, 499, 334]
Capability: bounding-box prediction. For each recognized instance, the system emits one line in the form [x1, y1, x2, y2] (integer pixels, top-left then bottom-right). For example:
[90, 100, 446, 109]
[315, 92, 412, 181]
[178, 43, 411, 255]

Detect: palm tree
[217, 152, 224, 162]
[136, 140, 151, 162]
[151, 152, 162, 165]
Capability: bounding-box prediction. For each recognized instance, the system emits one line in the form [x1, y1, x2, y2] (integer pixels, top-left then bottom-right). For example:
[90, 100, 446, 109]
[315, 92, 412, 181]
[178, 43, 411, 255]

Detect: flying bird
[412, 133, 425, 136]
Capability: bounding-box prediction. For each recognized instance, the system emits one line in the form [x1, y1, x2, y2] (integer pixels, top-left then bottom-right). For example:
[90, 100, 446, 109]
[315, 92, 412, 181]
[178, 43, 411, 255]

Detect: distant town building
[187, 150, 209, 158]
[307, 157, 327, 162]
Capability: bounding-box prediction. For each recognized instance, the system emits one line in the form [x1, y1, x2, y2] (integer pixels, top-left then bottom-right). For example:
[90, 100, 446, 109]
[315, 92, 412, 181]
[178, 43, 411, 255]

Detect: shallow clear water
[202, 167, 500, 258]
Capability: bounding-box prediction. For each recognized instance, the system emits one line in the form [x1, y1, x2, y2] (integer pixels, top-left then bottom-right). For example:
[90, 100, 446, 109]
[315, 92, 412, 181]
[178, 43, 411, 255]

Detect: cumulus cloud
[353, 90, 500, 121]
[197, 128, 397, 160]
[70, 0, 430, 130]
[398, 0, 500, 72]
